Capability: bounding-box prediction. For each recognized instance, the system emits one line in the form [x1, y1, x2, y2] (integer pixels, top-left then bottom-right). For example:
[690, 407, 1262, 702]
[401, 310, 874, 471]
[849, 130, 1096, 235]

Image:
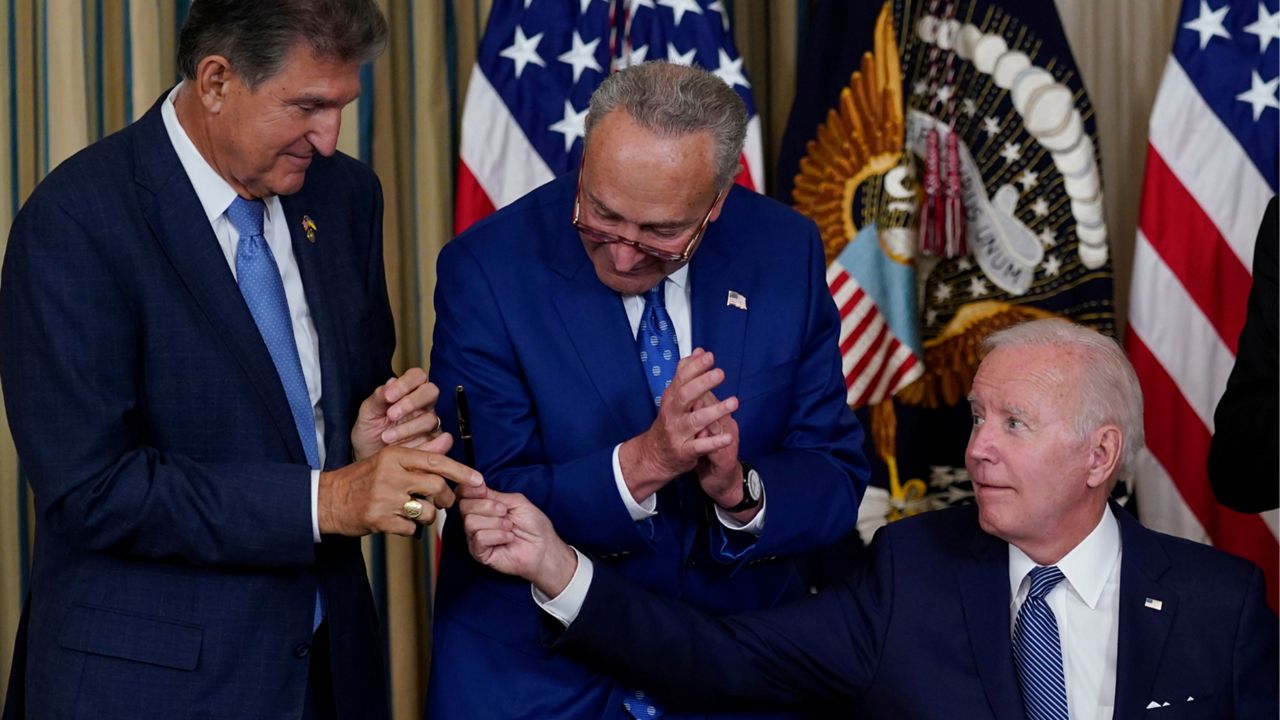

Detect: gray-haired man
[427, 61, 870, 719]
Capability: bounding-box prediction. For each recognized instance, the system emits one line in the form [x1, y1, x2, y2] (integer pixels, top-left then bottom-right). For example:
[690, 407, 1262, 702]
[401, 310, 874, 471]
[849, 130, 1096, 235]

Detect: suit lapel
[957, 530, 1025, 720]
[1112, 504, 1175, 717]
[133, 97, 305, 463]
[689, 228, 746, 400]
[279, 195, 351, 469]
[549, 227, 654, 441]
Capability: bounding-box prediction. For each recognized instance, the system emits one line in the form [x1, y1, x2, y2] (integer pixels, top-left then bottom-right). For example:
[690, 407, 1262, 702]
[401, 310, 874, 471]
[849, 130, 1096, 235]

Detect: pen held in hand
[456, 384, 477, 469]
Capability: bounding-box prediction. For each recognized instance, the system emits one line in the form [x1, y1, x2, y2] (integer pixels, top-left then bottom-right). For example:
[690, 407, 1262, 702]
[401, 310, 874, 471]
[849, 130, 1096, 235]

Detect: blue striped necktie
[637, 279, 679, 409]
[227, 196, 324, 630]
[1013, 565, 1069, 720]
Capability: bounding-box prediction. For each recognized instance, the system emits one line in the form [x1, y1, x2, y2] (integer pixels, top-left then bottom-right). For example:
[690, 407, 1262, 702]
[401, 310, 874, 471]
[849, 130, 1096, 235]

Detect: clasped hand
[619, 349, 744, 505]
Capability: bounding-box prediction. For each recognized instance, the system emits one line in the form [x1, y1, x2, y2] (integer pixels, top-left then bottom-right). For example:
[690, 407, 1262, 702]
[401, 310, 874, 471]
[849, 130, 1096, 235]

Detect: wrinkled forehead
[971, 345, 1078, 408]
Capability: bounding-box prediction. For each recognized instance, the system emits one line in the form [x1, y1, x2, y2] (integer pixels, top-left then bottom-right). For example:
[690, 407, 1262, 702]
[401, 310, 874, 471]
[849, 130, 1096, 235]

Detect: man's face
[966, 344, 1104, 560]
[209, 44, 362, 198]
[576, 109, 725, 295]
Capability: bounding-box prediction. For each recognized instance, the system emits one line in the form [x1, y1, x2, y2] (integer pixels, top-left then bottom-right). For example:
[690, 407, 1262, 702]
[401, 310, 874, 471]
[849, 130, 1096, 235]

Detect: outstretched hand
[458, 487, 578, 597]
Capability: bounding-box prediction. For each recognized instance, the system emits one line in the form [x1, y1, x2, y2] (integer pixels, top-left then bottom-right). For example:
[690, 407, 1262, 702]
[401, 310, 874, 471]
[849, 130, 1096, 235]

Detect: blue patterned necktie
[1013, 565, 1070, 720]
[227, 196, 324, 630]
[637, 279, 679, 409]
[625, 280, 676, 718]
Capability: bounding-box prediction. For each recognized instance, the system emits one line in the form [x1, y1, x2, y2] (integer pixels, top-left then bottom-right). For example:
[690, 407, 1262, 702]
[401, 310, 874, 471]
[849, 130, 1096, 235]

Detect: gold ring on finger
[403, 499, 424, 520]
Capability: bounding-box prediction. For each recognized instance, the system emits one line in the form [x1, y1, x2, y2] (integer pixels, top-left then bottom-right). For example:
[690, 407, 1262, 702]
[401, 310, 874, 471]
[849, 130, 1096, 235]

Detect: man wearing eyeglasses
[426, 61, 869, 720]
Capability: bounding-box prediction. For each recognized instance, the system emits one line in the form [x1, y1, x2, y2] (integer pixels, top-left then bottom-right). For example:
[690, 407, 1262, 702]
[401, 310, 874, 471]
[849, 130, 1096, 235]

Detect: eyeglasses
[571, 154, 723, 263]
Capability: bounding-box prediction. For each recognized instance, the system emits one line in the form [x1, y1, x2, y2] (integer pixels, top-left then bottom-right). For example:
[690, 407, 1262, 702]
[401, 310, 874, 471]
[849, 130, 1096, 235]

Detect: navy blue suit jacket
[0, 95, 394, 719]
[556, 504, 1279, 719]
[427, 173, 869, 719]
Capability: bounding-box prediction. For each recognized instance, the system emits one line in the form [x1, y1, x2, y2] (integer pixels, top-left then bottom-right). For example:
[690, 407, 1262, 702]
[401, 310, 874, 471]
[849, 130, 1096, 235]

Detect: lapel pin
[726, 290, 747, 310]
[1143, 597, 1163, 611]
[302, 215, 318, 243]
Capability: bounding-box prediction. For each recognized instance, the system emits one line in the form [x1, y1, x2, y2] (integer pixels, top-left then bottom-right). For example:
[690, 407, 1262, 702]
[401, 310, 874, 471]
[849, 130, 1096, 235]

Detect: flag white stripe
[1131, 446, 1210, 544]
[1147, 59, 1273, 270]
[1129, 231, 1235, 430]
[458, 68, 554, 209]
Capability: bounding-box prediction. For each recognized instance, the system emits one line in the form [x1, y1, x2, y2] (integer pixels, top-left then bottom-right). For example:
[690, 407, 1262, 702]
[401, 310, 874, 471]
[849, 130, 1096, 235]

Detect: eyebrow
[585, 190, 691, 231]
[289, 93, 355, 108]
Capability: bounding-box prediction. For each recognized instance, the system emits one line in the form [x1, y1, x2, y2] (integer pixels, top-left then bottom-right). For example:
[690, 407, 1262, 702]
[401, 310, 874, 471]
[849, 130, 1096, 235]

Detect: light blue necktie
[227, 196, 324, 630]
[637, 280, 679, 409]
[1013, 565, 1070, 720]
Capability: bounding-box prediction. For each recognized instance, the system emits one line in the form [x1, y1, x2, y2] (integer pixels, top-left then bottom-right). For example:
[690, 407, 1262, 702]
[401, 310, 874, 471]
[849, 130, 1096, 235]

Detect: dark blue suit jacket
[554, 504, 1278, 719]
[427, 173, 869, 719]
[0, 95, 394, 719]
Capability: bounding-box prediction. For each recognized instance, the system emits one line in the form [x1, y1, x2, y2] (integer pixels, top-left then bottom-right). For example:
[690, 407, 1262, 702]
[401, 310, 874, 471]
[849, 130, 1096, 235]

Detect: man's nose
[608, 242, 649, 272]
[307, 109, 343, 157]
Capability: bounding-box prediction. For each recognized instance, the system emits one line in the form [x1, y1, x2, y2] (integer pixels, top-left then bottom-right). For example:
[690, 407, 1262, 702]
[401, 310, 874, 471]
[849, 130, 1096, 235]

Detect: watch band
[720, 462, 761, 513]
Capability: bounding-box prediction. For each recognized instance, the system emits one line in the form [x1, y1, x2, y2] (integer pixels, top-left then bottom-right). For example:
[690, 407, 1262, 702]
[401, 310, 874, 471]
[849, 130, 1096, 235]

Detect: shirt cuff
[713, 482, 767, 536]
[532, 547, 594, 627]
[311, 469, 322, 543]
[612, 443, 657, 521]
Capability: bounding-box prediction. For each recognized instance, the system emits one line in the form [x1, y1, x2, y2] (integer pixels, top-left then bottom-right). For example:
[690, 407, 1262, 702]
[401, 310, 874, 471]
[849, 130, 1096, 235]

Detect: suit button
[294, 642, 311, 658]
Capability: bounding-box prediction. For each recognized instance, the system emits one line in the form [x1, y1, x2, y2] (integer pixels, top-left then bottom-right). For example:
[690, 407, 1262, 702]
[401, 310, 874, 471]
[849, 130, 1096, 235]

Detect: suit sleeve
[717, 224, 869, 561]
[0, 193, 316, 569]
[1230, 564, 1279, 718]
[550, 523, 897, 712]
[431, 240, 646, 552]
[1208, 196, 1279, 513]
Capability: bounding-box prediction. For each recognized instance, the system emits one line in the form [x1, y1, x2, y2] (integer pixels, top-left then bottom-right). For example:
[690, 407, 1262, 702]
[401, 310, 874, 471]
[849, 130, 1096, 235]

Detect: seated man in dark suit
[462, 318, 1278, 719]
[0, 2, 480, 719]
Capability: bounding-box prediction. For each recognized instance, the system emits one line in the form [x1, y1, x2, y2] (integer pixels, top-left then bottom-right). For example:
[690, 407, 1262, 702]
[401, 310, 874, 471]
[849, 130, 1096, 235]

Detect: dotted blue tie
[637, 280, 679, 409]
[622, 689, 663, 719]
[1013, 565, 1070, 720]
[227, 196, 324, 630]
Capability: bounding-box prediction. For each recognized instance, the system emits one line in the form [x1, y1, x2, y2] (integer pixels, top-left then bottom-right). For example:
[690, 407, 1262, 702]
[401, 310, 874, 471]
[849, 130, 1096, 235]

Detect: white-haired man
[463, 319, 1278, 719]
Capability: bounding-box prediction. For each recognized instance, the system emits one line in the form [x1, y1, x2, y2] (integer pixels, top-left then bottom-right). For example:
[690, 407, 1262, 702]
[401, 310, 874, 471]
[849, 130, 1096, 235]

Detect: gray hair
[585, 61, 748, 188]
[983, 319, 1145, 477]
[178, 0, 388, 89]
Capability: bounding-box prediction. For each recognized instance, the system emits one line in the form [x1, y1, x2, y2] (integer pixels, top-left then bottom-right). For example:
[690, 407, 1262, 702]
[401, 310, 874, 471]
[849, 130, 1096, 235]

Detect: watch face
[745, 469, 762, 500]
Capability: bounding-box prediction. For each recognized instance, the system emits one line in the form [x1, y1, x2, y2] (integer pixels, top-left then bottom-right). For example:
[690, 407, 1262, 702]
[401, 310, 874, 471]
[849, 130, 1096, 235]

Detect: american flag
[455, 0, 764, 233]
[1127, 0, 1278, 606]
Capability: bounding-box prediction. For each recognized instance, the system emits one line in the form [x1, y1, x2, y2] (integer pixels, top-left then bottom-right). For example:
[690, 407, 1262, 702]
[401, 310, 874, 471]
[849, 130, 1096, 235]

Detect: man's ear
[193, 55, 237, 113]
[1085, 424, 1123, 490]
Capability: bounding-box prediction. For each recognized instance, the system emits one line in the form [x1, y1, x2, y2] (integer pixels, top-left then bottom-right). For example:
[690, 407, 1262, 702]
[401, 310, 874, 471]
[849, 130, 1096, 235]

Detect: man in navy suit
[427, 61, 868, 719]
[0, 2, 480, 718]
[462, 319, 1279, 719]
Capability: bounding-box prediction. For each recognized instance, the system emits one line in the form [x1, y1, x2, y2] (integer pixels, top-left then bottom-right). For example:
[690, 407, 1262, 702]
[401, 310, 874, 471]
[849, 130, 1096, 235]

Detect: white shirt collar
[1008, 504, 1121, 610]
[160, 83, 241, 224]
[664, 264, 690, 291]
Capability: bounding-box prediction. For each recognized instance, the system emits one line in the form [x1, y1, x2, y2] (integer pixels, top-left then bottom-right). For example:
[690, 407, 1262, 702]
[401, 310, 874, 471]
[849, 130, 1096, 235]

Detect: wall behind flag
[0, 0, 1190, 716]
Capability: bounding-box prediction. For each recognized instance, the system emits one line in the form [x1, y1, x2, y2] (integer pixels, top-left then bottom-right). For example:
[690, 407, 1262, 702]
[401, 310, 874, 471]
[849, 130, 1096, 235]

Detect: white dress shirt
[1009, 506, 1122, 720]
[608, 265, 765, 534]
[161, 85, 326, 542]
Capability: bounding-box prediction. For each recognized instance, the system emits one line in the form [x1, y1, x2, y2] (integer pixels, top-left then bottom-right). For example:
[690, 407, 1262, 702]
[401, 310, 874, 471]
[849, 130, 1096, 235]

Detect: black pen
[456, 384, 476, 469]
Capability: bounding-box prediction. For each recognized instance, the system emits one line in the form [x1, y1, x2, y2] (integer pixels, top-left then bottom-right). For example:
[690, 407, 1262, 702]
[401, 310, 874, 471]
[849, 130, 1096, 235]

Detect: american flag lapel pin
[1143, 597, 1163, 611]
[302, 215, 318, 243]
[726, 290, 747, 310]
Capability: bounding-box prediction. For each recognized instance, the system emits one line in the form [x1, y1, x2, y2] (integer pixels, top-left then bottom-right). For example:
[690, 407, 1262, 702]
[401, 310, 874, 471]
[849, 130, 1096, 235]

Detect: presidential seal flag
[455, 0, 764, 234]
[776, 0, 1116, 540]
[1128, 0, 1278, 607]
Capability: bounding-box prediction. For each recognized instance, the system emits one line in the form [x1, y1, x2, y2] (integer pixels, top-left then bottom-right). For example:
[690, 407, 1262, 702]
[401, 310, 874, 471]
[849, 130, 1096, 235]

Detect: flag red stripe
[1128, 332, 1278, 609]
[845, 321, 890, 389]
[1138, 149, 1252, 352]
[854, 335, 898, 407]
[454, 160, 497, 236]
[828, 269, 850, 297]
[839, 291, 875, 355]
